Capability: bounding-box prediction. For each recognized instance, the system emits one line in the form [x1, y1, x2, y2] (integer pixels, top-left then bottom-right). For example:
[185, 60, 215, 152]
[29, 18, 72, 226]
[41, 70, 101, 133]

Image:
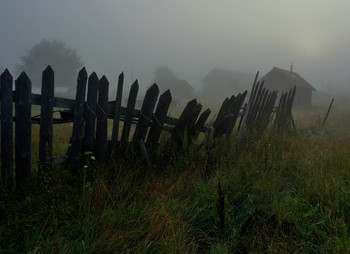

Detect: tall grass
[1, 110, 350, 253]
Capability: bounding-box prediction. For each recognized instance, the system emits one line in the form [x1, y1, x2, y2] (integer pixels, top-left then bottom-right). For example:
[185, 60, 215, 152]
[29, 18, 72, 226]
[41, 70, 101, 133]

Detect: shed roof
[260, 67, 316, 91]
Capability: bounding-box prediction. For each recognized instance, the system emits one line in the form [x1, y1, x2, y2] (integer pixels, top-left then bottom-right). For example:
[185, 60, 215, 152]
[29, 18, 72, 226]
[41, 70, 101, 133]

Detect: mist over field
[6, 2, 350, 253]
[2, 0, 350, 106]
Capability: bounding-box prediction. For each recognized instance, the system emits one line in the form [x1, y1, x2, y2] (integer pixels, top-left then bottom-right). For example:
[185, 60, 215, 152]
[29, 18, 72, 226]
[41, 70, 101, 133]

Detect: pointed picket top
[131, 79, 139, 88]
[78, 67, 87, 80]
[0, 69, 13, 86]
[88, 72, 99, 90]
[1, 68, 12, 78]
[42, 66, 54, 86]
[89, 71, 98, 80]
[147, 83, 159, 94]
[128, 79, 139, 97]
[128, 79, 139, 101]
[185, 99, 197, 108]
[158, 89, 172, 105]
[44, 65, 54, 73]
[119, 72, 124, 80]
[16, 71, 31, 84]
[161, 89, 172, 100]
[99, 75, 109, 84]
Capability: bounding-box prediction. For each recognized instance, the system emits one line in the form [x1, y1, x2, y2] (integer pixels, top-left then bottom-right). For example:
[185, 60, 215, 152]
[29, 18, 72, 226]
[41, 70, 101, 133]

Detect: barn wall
[294, 87, 312, 108]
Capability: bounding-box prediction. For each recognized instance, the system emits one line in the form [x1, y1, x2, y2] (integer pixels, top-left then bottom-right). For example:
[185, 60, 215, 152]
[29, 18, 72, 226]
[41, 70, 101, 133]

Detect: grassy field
[2, 109, 350, 253]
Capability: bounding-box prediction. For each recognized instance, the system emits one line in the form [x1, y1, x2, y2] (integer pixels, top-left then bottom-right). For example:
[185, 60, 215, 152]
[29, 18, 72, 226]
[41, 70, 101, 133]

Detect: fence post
[70, 67, 88, 171]
[147, 89, 172, 145]
[96, 76, 109, 161]
[84, 72, 99, 153]
[111, 72, 124, 148]
[1, 69, 14, 187]
[133, 83, 159, 142]
[39, 66, 54, 173]
[15, 72, 32, 183]
[121, 80, 139, 143]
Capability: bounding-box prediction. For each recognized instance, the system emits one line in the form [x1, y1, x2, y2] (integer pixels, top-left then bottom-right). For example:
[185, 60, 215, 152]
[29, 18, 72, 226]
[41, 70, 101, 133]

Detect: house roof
[202, 68, 255, 85]
[155, 79, 193, 99]
[260, 67, 316, 91]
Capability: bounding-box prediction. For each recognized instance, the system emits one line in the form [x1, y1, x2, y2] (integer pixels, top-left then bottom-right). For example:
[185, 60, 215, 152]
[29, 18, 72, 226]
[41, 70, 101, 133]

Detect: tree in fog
[153, 66, 177, 83]
[15, 39, 83, 89]
[0, 67, 3, 75]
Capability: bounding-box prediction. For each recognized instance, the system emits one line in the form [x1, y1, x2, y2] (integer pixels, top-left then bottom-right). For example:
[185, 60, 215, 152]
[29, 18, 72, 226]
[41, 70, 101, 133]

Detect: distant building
[202, 69, 255, 100]
[155, 79, 194, 108]
[260, 66, 316, 108]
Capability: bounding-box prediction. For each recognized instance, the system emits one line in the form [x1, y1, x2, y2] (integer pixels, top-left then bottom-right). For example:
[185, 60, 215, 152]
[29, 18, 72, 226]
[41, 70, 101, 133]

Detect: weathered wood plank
[214, 97, 229, 129]
[187, 103, 202, 141]
[172, 99, 197, 147]
[121, 80, 139, 143]
[96, 76, 109, 161]
[239, 71, 259, 140]
[111, 72, 124, 147]
[39, 66, 54, 173]
[147, 89, 172, 145]
[1, 69, 14, 187]
[69, 67, 88, 171]
[133, 84, 159, 142]
[226, 91, 247, 135]
[247, 81, 264, 127]
[192, 108, 211, 137]
[214, 92, 247, 137]
[15, 72, 32, 182]
[84, 72, 99, 152]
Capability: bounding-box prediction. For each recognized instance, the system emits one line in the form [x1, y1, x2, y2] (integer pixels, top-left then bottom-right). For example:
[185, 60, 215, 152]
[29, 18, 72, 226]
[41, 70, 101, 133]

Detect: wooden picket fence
[239, 72, 296, 136]
[0, 66, 295, 188]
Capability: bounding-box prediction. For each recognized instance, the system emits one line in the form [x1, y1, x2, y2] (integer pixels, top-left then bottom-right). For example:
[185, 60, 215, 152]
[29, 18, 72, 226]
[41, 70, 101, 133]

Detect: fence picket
[15, 72, 32, 182]
[121, 80, 139, 143]
[172, 99, 197, 146]
[111, 72, 124, 148]
[84, 72, 99, 152]
[192, 108, 211, 138]
[239, 71, 259, 140]
[96, 76, 109, 161]
[147, 90, 172, 145]
[214, 97, 229, 129]
[133, 84, 159, 142]
[187, 103, 202, 141]
[1, 69, 14, 187]
[70, 67, 88, 170]
[39, 66, 54, 173]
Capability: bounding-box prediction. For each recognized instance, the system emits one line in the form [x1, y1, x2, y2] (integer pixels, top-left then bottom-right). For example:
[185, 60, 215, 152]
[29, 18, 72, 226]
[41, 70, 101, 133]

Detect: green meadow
[2, 109, 350, 253]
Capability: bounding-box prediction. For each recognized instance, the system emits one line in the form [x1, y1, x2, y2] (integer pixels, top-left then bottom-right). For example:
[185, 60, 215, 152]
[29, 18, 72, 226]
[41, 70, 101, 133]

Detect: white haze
[1, 0, 350, 97]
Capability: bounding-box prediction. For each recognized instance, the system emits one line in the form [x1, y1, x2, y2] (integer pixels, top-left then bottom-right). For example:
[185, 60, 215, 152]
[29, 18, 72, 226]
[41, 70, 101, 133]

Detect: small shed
[155, 79, 194, 107]
[202, 69, 255, 99]
[260, 66, 316, 108]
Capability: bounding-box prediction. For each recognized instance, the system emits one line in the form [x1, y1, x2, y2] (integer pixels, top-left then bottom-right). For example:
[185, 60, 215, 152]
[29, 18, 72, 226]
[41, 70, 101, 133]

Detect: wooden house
[260, 66, 316, 108]
[155, 79, 194, 108]
[202, 68, 255, 100]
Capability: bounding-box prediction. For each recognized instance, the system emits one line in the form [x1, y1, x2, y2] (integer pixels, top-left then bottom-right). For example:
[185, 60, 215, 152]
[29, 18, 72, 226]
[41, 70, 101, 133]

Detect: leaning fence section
[0, 67, 296, 188]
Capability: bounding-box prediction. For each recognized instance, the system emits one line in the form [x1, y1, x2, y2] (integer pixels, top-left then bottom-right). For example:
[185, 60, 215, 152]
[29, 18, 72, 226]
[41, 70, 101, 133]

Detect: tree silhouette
[153, 66, 177, 83]
[15, 39, 83, 90]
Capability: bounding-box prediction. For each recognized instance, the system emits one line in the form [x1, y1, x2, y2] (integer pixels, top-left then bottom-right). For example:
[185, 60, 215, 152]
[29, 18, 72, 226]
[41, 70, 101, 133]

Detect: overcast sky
[1, 0, 350, 92]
